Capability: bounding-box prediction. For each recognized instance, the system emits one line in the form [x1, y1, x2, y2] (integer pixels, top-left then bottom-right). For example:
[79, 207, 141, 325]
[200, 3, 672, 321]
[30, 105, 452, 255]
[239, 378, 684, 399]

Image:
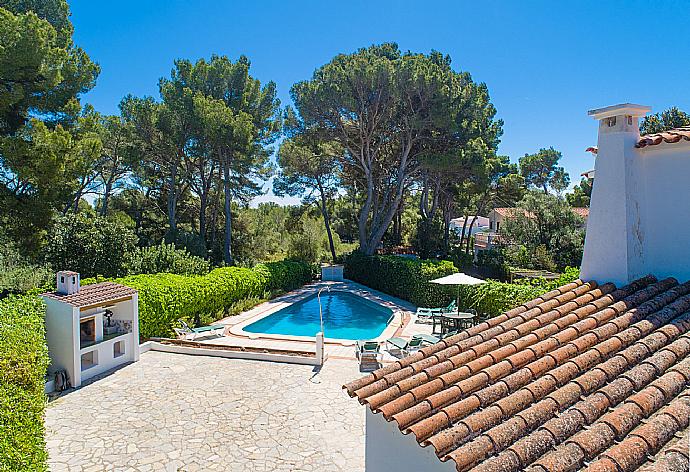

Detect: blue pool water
[243, 292, 393, 340]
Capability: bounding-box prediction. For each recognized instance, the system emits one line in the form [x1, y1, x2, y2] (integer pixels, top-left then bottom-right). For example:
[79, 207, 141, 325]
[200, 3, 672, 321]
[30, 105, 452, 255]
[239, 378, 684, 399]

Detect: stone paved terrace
[45, 351, 364, 471]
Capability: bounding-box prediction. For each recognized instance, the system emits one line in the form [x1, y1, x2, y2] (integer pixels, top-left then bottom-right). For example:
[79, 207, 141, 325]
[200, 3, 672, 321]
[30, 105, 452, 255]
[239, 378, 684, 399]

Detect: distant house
[488, 206, 589, 233]
[344, 103, 690, 472]
[474, 206, 589, 254]
[449, 216, 489, 236]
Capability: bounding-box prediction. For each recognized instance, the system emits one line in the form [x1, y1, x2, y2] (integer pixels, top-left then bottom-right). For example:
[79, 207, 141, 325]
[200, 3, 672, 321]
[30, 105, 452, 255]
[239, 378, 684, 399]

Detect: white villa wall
[639, 142, 690, 281]
[581, 103, 690, 285]
[365, 409, 455, 472]
[44, 298, 78, 380]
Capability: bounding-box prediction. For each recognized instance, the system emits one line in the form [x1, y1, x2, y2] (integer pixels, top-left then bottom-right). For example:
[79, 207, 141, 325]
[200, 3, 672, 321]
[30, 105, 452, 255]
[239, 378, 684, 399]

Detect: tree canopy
[639, 107, 690, 135]
[519, 147, 569, 194]
[290, 43, 502, 255]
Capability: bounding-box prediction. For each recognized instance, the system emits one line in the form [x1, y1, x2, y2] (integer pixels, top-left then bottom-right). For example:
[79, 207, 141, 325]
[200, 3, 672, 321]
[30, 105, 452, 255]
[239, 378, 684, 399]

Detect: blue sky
[70, 0, 690, 204]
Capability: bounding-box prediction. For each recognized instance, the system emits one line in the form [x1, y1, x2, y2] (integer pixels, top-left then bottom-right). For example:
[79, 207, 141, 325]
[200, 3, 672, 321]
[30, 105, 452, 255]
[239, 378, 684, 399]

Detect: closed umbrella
[430, 272, 485, 313]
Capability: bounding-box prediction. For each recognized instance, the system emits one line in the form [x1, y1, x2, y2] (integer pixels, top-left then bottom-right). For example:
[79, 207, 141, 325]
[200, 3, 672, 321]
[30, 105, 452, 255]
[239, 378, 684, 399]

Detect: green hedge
[344, 253, 561, 317]
[344, 252, 458, 307]
[0, 296, 49, 472]
[457, 281, 544, 316]
[86, 260, 313, 339]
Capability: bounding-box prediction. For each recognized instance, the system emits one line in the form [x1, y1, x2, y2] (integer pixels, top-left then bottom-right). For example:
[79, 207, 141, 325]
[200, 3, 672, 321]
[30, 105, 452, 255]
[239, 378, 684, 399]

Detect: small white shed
[41, 271, 139, 389]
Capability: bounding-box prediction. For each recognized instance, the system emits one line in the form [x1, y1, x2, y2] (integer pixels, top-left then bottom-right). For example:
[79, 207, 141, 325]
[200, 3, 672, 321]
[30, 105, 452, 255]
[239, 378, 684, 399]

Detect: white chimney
[580, 103, 651, 286]
[56, 271, 80, 295]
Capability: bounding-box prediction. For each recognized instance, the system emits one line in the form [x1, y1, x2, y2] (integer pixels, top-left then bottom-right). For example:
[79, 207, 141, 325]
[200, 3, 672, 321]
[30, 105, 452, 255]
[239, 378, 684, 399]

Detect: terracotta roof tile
[42, 281, 136, 307]
[637, 126, 690, 148]
[342, 275, 690, 471]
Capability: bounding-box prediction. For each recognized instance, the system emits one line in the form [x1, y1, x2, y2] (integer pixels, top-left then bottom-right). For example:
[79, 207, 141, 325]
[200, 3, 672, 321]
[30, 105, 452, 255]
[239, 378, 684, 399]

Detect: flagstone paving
[45, 351, 364, 471]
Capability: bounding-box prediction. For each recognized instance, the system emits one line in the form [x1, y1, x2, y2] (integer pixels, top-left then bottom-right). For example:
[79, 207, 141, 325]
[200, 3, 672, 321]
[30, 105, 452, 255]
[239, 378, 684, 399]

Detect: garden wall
[0, 295, 49, 472]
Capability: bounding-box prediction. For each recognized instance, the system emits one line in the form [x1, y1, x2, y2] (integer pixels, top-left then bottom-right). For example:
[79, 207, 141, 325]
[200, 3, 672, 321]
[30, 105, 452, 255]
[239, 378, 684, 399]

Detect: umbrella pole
[456, 284, 460, 315]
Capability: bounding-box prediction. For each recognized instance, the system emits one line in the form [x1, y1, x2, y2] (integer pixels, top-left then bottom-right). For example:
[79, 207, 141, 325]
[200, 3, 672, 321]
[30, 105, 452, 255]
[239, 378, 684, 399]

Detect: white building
[581, 103, 690, 285]
[42, 271, 139, 389]
[449, 216, 489, 236]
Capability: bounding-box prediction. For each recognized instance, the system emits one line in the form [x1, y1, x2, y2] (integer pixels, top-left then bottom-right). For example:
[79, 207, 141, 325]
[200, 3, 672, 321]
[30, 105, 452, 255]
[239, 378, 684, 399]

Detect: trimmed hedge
[344, 253, 565, 317]
[0, 296, 49, 472]
[86, 260, 313, 339]
[344, 252, 457, 307]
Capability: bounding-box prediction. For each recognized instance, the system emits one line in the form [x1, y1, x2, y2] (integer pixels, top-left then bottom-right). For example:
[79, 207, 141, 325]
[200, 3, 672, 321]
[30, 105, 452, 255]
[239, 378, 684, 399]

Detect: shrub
[344, 252, 576, 317]
[125, 243, 210, 276]
[0, 295, 49, 471]
[457, 280, 543, 316]
[0, 239, 53, 296]
[344, 252, 457, 307]
[85, 260, 314, 339]
[255, 260, 314, 292]
[42, 213, 137, 278]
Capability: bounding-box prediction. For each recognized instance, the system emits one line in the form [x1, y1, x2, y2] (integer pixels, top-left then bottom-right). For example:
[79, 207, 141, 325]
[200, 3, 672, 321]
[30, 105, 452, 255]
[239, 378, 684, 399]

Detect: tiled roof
[494, 207, 589, 219]
[492, 207, 525, 217]
[637, 127, 690, 148]
[571, 207, 589, 218]
[343, 276, 690, 471]
[42, 282, 136, 308]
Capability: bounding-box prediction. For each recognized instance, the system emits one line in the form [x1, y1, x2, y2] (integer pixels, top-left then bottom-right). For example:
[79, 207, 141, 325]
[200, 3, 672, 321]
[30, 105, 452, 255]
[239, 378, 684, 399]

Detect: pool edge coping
[227, 281, 413, 346]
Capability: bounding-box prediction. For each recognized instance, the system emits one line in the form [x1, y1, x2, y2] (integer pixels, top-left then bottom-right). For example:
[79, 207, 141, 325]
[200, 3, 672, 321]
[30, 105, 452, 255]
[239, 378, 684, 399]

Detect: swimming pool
[243, 291, 394, 340]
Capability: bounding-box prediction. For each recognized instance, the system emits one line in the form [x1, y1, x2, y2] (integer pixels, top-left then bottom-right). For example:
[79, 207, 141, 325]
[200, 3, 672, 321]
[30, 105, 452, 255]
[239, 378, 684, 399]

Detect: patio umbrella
[430, 272, 485, 312]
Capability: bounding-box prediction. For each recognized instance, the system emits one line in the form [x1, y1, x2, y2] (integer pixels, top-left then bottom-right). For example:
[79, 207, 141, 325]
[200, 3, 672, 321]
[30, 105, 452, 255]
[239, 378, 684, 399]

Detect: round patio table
[440, 312, 476, 333]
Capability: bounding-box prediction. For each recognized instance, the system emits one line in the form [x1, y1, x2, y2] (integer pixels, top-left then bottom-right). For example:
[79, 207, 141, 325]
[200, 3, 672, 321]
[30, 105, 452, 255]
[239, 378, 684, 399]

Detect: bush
[85, 260, 314, 339]
[125, 243, 210, 276]
[513, 266, 581, 292]
[0, 238, 53, 296]
[457, 280, 544, 316]
[0, 295, 49, 471]
[344, 252, 576, 317]
[344, 252, 457, 307]
[42, 213, 137, 278]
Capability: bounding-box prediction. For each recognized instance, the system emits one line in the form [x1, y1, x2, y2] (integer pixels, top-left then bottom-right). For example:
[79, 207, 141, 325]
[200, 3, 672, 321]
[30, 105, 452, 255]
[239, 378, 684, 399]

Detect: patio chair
[385, 335, 424, 356]
[416, 300, 457, 323]
[356, 341, 381, 363]
[416, 333, 441, 345]
[175, 319, 226, 341]
[441, 330, 459, 339]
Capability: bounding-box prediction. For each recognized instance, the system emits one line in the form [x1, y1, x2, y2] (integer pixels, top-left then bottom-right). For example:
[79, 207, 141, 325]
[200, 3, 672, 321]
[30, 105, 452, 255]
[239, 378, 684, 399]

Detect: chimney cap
[588, 103, 651, 120]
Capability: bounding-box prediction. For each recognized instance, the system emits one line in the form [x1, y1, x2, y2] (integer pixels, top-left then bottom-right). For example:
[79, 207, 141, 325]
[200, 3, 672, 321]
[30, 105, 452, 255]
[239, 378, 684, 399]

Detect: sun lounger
[356, 341, 381, 361]
[175, 319, 226, 340]
[386, 336, 424, 356]
[416, 333, 441, 345]
[416, 300, 457, 322]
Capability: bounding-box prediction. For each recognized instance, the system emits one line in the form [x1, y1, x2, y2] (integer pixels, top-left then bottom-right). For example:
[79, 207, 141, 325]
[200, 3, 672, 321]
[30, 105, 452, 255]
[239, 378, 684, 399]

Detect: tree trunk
[199, 192, 207, 242]
[465, 214, 480, 255]
[442, 204, 452, 258]
[101, 178, 113, 216]
[167, 161, 178, 233]
[222, 152, 233, 265]
[317, 181, 337, 262]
